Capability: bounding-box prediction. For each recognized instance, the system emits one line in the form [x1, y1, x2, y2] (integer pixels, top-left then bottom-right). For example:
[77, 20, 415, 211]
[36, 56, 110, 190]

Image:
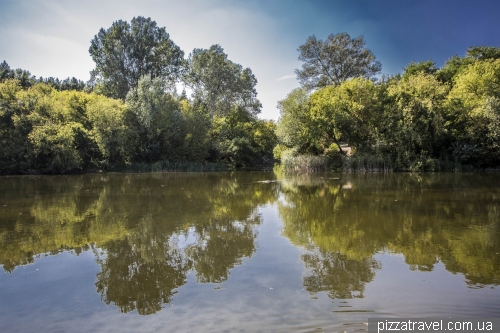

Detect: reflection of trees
[186, 215, 259, 283]
[0, 172, 278, 314]
[0, 176, 130, 272]
[277, 173, 500, 292]
[95, 214, 190, 315]
[302, 250, 379, 299]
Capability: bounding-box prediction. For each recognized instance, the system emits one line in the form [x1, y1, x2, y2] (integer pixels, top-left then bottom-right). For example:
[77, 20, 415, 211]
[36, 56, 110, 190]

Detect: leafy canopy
[184, 45, 261, 120]
[295, 33, 381, 90]
[89, 16, 184, 100]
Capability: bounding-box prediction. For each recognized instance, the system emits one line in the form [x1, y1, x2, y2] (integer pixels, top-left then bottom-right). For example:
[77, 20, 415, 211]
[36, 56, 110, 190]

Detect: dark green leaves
[89, 17, 185, 100]
[295, 33, 381, 90]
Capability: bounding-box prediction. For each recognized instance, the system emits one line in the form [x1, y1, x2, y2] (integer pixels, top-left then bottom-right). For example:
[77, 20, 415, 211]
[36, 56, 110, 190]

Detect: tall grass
[281, 155, 335, 173]
[279, 152, 487, 174]
[342, 154, 394, 173]
[112, 160, 228, 173]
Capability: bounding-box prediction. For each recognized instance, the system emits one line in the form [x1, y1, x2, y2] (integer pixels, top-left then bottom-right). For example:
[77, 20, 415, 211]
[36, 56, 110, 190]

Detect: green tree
[402, 60, 438, 79]
[177, 99, 211, 161]
[309, 77, 381, 154]
[295, 33, 381, 90]
[447, 59, 500, 166]
[384, 72, 450, 170]
[125, 74, 183, 162]
[0, 61, 12, 81]
[466, 46, 500, 60]
[0, 79, 32, 173]
[89, 16, 184, 100]
[274, 88, 315, 159]
[86, 94, 133, 166]
[184, 44, 261, 120]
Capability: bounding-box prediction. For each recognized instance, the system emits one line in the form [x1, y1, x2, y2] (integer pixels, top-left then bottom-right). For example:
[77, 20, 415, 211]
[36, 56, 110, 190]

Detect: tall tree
[184, 44, 261, 120]
[295, 33, 381, 90]
[89, 16, 185, 100]
[466, 46, 500, 60]
[125, 75, 182, 162]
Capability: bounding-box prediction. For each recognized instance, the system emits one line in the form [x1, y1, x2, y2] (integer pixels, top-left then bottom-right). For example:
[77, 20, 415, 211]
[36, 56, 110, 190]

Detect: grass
[279, 153, 481, 173]
[110, 160, 229, 173]
[281, 155, 335, 173]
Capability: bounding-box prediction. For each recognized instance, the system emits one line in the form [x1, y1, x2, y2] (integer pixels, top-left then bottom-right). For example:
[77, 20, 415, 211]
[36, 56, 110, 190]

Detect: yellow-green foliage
[277, 48, 500, 170]
[0, 80, 134, 173]
[445, 59, 500, 164]
[449, 59, 500, 113]
[309, 77, 380, 152]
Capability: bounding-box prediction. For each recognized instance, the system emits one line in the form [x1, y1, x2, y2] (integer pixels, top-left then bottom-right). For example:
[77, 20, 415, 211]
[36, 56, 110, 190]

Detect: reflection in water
[276, 172, 500, 294]
[0, 172, 499, 317]
[95, 214, 190, 315]
[302, 250, 380, 299]
[0, 172, 278, 314]
[185, 215, 259, 283]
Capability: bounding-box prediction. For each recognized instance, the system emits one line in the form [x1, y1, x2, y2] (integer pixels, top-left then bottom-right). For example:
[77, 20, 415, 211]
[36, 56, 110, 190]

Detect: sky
[1, 0, 500, 120]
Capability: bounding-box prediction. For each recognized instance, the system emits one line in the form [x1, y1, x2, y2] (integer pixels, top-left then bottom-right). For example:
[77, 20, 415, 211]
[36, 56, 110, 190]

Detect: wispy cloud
[276, 74, 296, 81]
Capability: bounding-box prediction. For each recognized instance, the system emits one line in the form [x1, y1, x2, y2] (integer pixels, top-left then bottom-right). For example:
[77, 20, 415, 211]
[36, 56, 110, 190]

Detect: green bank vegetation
[1, 18, 499, 174]
[0, 17, 276, 174]
[276, 35, 500, 172]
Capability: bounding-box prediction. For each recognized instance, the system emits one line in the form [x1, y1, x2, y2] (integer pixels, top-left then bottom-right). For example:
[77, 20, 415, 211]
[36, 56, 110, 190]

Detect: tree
[0, 62, 36, 89]
[309, 78, 380, 153]
[89, 16, 185, 100]
[295, 33, 381, 90]
[385, 72, 450, 170]
[184, 44, 261, 121]
[0, 61, 12, 81]
[125, 75, 182, 162]
[402, 60, 438, 79]
[447, 59, 500, 166]
[274, 88, 316, 158]
[466, 46, 500, 60]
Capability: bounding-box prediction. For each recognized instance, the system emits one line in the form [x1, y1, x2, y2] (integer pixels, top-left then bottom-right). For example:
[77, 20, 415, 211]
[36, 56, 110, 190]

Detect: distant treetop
[295, 32, 381, 90]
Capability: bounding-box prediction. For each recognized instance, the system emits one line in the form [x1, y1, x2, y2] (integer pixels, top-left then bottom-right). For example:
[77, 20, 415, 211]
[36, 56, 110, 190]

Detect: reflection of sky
[1, 0, 500, 120]
[1, 204, 499, 332]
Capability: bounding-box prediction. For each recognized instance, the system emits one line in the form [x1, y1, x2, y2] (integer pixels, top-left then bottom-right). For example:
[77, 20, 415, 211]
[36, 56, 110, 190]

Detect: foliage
[5, 19, 500, 173]
[184, 44, 261, 120]
[1, 60, 87, 91]
[402, 60, 438, 78]
[0, 80, 134, 173]
[278, 45, 500, 172]
[309, 77, 381, 153]
[384, 72, 450, 170]
[211, 107, 276, 168]
[125, 75, 181, 162]
[281, 155, 334, 173]
[295, 33, 381, 90]
[446, 59, 500, 166]
[274, 88, 315, 159]
[89, 16, 184, 100]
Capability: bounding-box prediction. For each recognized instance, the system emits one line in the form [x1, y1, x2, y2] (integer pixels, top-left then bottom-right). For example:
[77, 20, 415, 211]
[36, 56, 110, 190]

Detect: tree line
[277, 33, 500, 171]
[0, 17, 276, 174]
[2, 17, 499, 174]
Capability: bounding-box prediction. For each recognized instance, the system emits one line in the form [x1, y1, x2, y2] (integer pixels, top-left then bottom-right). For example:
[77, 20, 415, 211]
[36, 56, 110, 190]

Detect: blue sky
[1, 0, 499, 120]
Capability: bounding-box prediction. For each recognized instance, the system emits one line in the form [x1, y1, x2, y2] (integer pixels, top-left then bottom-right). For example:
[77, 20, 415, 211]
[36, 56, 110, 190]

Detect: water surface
[0, 172, 499, 332]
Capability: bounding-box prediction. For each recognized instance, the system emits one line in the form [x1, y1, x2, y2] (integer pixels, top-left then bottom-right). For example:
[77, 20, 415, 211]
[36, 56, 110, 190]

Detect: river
[0, 172, 499, 332]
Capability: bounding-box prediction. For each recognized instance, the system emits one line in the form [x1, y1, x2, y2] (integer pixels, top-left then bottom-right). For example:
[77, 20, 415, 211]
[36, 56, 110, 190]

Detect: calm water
[0, 172, 499, 332]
